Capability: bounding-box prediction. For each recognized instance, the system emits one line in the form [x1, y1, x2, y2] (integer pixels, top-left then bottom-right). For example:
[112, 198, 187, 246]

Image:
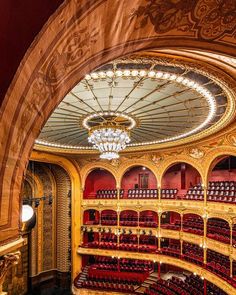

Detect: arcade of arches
[1, 1, 236, 295]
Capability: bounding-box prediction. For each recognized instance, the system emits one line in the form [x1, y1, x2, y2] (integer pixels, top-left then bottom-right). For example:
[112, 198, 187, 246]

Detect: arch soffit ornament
[118, 161, 159, 187]
[1, 0, 236, 242]
[81, 163, 118, 189]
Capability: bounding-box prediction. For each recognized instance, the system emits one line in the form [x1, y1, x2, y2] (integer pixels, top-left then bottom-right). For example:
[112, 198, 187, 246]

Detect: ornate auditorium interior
[1, 1, 236, 295]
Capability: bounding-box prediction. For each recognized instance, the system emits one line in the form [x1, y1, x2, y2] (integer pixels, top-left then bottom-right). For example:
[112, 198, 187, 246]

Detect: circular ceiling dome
[36, 56, 234, 152]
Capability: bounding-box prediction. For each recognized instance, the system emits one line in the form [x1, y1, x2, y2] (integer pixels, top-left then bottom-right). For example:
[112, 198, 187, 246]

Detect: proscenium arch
[160, 158, 204, 187]
[1, 0, 236, 244]
[119, 163, 159, 189]
[30, 150, 82, 280]
[81, 165, 118, 191]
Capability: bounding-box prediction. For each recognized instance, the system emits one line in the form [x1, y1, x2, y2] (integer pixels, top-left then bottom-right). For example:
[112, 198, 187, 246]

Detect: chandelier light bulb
[88, 126, 130, 160]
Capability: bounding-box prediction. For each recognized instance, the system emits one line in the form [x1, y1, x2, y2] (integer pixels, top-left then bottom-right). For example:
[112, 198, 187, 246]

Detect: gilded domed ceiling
[36, 55, 235, 153]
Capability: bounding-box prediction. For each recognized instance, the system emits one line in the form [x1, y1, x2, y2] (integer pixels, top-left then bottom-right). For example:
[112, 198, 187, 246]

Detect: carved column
[99, 210, 101, 226]
[230, 257, 233, 278]
[117, 210, 120, 227]
[203, 214, 207, 265]
[230, 220, 233, 278]
[158, 186, 161, 203]
[180, 213, 183, 232]
[158, 212, 161, 251]
[203, 185, 207, 208]
[0, 251, 21, 295]
[230, 221, 233, 248]
[117, 186, 120, 201]
[203, 246, 207, 265]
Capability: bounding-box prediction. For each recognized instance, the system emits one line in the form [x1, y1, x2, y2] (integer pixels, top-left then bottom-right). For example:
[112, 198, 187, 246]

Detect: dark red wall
[121, 166, 157, 190]
[209, 169, 236, 182]
[162, 164, 201, 192]
[84, 169, 116, 198]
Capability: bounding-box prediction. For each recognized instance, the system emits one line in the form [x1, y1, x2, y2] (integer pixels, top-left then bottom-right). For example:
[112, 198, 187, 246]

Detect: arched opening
[207, 218, 230, 244]
[84, 168, 116, 199]
[162, 163, 202, 201]
[183, 213, 204, 236]
[161, 211, 181, 231]
[101, 210, 117, 226]
[120, 166, 157, 199]
[83, 209, 99, 225]
[139, 210, 158, 228]
[208, 156, 236, 203]
[120, 210, 138, 227]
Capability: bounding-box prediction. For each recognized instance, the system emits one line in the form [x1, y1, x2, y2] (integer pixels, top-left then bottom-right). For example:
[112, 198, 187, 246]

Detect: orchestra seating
[74, 262, 149, 292]
[161, 189, 178, 199]
[96, 189, 117, 199]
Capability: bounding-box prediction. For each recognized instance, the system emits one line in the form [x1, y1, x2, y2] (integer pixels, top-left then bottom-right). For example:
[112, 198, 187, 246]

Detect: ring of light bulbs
[36, 69, 218, 150]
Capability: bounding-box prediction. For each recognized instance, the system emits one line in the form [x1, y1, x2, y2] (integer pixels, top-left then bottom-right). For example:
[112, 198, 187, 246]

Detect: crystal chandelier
[88, 125, 131, 160]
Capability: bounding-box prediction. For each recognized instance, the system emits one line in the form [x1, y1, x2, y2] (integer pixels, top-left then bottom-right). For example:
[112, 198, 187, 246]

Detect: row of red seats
[92, 256, 153, 273]
[144, 274, 228, 295]
[81, 280, 134, 292]
[126, 189, 158, 199]
[96, 189, 117, 199]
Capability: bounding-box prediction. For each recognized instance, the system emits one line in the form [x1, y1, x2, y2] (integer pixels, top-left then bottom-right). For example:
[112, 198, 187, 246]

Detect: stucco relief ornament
[189, 148, 204, 159]
[110, 159, 120, 167]
[230, 135, 236, 146]
[151, 154, 163, 165]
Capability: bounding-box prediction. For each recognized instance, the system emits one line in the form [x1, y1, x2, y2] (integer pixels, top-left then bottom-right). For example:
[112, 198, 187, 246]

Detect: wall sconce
[21, 204, 36, 232]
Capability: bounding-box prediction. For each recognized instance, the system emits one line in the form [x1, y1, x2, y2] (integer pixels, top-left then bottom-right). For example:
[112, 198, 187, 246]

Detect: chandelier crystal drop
[88, 126, 131, 160]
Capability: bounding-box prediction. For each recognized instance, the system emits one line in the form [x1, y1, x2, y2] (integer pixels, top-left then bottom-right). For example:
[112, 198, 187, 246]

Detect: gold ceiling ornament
[189, 148, 204, 159]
